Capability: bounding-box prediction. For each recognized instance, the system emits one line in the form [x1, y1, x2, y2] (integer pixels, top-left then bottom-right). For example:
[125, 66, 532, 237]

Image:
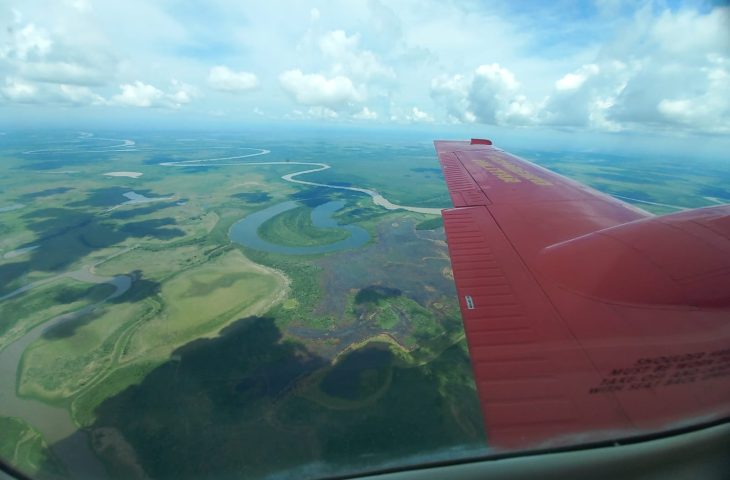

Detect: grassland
[0, 416, 66, 479]
[0, 135, 302, 438]
[302, 141, 451, 209]
[124, 249, 286, 362]
[19, 249, 287, 426]
[240, 246, 326, 329]
[258, 205, 349, 247]
[19, 299, 154, 404]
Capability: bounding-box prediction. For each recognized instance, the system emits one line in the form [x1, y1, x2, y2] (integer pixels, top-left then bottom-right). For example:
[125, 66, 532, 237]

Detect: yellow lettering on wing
[492, 156, 553, 186]
[474, 159, 521, 183]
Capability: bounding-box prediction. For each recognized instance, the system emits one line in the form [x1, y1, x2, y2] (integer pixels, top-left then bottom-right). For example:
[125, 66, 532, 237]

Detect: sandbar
[103, 171, 143, 178]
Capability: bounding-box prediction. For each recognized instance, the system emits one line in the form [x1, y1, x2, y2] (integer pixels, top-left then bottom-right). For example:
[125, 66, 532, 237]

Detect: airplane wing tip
[434, 139, 495, 152]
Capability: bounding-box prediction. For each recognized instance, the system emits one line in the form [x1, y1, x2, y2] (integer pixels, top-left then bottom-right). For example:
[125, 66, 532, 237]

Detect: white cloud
[431, 63, 534, 126]
[474, 64, 519, 91]
[279, 28, 396, 118]
[0, 77, 105, 106]
[0, 78, 38, 102]
[1, 1, 728, 138]
[468, 63, 524, 124]
[425, 6, 729, 134]
[169, 79, 195, 106]
[113, 81, 164, 107]
[352, 106, 377, 120]
[319, 30, 395, 82]
[604, 7, 730, 132]
[555, 64, 599, 91]
[279, 69, 362, 109]
[503, 94, 539, 125]
[319, 30, 358, 59]
[59, 84, 105, 105]
[430, 74, 473, 123]
[207, 66, 258, 92]
[405, 106, 433, 123]
[656, 56, 730, 133]
[0, 9, 115, 108]
[650, 7, 730, 58]
[541, 62, 625, 129]
[112, 80, 194, 108]
[2, 23, 52, 60]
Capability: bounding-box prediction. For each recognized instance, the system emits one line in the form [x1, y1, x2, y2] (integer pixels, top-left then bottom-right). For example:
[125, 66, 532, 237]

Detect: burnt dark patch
[232, 192, 272, 204]
[354, 285, 402, 305]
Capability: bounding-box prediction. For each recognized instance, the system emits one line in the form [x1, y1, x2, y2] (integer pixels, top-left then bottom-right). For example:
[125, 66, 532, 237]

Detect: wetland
[2, 129, 727, 479]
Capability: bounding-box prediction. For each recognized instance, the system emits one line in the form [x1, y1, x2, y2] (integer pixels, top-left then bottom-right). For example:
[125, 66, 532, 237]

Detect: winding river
[229, 200, 370, 255]
[1, 136, 445, 476]
[160, 148, 443, 216]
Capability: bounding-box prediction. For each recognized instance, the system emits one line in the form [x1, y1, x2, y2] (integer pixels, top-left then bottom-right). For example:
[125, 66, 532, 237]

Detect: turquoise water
[229, 200, 370, 255]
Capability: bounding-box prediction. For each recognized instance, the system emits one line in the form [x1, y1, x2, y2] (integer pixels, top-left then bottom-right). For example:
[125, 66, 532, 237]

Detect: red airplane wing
[436, 139, 730, 450]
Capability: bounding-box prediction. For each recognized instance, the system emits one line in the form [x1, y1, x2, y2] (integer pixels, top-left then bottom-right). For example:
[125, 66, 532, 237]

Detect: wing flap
[439, 151, 491, 207]
[442, 206, 630, 448]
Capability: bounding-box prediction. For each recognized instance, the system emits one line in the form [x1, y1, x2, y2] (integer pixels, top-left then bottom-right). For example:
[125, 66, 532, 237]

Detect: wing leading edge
[436, 139, 730, 449]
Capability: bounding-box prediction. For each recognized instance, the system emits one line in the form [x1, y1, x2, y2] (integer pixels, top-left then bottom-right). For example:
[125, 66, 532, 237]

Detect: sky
[1, 0, 729, 154]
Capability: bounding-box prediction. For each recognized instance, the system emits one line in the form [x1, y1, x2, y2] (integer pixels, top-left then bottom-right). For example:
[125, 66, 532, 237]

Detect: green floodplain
[0, 130, 729, 479]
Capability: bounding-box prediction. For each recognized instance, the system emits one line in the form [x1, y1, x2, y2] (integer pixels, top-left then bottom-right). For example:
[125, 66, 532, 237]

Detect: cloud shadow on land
[108, 270, 161, 305]
[288, 186, 335, 207]
[0, 207, 185, 296]
[110, 202, 179, 220]
[88, 316, 326, 478]
[85, 315, 485, 479]
[21, 187, 75, 199]
[42, 271, 162, 340]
